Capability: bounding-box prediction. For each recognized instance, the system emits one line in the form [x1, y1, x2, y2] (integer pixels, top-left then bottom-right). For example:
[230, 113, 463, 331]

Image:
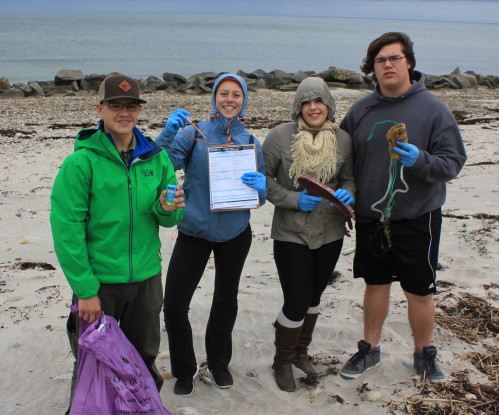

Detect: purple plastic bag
[70, 309, 172, 415]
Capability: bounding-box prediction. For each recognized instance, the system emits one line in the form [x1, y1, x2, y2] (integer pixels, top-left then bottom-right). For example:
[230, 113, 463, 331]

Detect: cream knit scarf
[289, 117, 338, 188]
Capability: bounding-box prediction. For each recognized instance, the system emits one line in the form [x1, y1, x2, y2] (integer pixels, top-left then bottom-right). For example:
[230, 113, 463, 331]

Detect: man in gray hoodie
[339, 32, 466, 382]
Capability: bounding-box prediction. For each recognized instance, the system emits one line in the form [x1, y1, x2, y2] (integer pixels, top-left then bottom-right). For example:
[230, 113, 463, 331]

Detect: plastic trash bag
[70, 310, 172, 415]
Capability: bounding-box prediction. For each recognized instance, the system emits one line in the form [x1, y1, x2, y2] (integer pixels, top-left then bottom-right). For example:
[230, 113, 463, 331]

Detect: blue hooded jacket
[156, 73, 266, 242]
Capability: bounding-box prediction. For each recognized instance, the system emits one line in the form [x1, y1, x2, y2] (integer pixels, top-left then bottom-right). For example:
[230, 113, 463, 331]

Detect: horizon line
[2, 11, 498, 25]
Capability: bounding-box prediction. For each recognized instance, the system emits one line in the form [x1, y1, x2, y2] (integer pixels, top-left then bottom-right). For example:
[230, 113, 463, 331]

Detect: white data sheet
[207, 144, 259, 211]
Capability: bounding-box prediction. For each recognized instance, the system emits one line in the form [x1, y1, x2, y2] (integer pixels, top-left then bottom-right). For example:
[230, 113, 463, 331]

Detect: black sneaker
[208, 368, 233, 389]
[340, 340, 381, 379]
[174, 378, 194, 396]
[414, 346, 446, 382]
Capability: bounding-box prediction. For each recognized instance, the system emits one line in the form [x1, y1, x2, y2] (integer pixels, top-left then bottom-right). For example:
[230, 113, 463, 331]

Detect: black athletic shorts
[353, 208, 442, 296]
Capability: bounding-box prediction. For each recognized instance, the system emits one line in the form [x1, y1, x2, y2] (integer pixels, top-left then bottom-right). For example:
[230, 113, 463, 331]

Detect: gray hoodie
[340, 71, 466, 220]
[291, 77, 336, 122]
[263, 77, 355, 249]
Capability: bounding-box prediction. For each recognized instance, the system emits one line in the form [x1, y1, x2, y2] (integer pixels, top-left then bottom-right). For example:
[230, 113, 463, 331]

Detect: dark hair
[361, 32, 416, 82]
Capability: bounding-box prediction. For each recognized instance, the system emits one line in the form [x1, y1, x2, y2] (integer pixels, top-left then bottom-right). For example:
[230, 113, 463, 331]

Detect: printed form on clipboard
[207, 144, 260, 211]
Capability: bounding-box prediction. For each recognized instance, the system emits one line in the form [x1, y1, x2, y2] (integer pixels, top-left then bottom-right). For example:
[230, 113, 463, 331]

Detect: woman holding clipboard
[156, 73, 266, 396]
[262, 77, 355, 392]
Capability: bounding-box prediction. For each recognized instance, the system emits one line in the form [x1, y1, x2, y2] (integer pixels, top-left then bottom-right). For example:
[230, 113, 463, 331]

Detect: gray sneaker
[340, 340, 381, 379]
[414, 346, 446, 382]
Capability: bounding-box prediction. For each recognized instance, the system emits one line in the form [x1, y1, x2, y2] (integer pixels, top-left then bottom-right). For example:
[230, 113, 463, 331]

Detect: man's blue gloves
[241, 172, 267, 197]
[333, 189, 354, 206]
[298, 189, 323, 212]
[165, 109, 190, 134]
[393, 141, 420, 167]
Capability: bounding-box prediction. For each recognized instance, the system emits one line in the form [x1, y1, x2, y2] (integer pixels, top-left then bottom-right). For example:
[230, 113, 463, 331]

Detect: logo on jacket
[141, 169, 154, 177]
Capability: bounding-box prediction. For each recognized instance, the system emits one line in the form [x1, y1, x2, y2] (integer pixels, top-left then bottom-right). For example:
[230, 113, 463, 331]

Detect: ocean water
[1, 13, 498, 84]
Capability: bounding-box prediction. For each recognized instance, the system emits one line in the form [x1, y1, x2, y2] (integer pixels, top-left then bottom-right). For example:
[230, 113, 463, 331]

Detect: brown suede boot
[273, 321, 302, 392]
[292, 313, 319, 376]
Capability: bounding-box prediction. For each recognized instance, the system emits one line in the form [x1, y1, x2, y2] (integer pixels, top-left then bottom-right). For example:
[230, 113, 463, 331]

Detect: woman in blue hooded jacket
[156, 73, 267, 396]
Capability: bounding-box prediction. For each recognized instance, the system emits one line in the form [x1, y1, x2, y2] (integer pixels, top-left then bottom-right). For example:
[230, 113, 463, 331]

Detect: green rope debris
[367, 121, 410, 245]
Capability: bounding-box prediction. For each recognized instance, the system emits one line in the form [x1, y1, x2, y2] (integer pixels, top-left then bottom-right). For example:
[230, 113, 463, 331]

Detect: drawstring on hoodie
[182, 114, 248, 146]
[225, 116, 248, 143]
[201, 114, 248, 144]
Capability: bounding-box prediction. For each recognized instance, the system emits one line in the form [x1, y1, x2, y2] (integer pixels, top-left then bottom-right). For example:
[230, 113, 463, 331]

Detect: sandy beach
[0, 86, 497, 415]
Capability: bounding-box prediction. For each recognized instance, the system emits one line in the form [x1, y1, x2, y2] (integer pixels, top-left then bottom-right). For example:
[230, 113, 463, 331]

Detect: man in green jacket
[50, 74, 184, 411]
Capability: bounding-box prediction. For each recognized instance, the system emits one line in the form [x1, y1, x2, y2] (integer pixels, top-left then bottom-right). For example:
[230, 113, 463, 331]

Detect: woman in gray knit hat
[262, 77, 355, 392]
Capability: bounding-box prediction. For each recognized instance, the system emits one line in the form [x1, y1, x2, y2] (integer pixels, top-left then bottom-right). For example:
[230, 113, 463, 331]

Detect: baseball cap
[98, 74, 147, 103]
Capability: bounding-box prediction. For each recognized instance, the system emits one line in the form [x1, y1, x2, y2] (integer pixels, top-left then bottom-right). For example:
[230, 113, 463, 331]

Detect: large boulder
[27, 81, 45, 96]
[279, 83, 299, 92]
[35, 80, 56, 92]
[42, 83, 74, 95]
[269, 69, 293, 83]
[475, 74, 498, 89]
[0, 76, 11, 90]
[70, 80, 79, 92]
[186, 72, 220, 84]
[262, 74, 286, 90]
[326, 81, 348, 89]
[138, 78, 147, 90]
[163, 72, 186, 84]
[236, 70, 254, 80]
[143, 76, 165, 92]
[317, 67, 357, 84]
[189, 76, 211, 92]
[159, 81, 181, 92]
[254, 78, 267, 89]
[12, 83, 31, 96]
[448, 73, 476, 89]
[54, 69, 84, 86]
[346, 73, 366, 89]
[363, 75, 376, 89]
[0, 88, 25, 99]
[81, 74, 106, 92]
[291, 71, 309, 83]
[176, 76, 211, 95]
[424, 75, 459, 90]
[250, 69, 268, 79]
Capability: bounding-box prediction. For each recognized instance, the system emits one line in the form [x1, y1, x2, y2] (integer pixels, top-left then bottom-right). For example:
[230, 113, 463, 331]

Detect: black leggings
[163, 225, 252, 380]
[274, 239, 343, 322]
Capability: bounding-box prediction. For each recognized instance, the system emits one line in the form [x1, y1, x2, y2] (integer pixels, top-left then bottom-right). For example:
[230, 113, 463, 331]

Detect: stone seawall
[1, 66, 498, 100]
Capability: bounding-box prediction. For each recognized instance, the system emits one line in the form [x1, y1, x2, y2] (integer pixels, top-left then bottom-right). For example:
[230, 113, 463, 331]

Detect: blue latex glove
[333, 188, 354, 206]
[165, 109, 191, 134]
[241, 172, 267, 197]
[298, 189, 323, 212]
[393, 141, 420, 167]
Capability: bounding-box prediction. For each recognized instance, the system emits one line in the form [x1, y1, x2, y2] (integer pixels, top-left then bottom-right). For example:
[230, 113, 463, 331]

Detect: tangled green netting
[367, 120, 410, 224]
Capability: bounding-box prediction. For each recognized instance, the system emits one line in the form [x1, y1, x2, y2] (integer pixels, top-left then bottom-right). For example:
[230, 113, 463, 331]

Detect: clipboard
[207, 144, 260, 211]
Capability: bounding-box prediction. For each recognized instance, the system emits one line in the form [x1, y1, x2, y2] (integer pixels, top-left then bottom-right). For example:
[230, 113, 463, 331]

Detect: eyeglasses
[104, 102, 142, 112]
[374, 55, 406, 66]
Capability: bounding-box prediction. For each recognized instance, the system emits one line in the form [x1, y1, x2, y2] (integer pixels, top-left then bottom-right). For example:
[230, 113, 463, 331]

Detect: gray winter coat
[262, 78, 355, 249]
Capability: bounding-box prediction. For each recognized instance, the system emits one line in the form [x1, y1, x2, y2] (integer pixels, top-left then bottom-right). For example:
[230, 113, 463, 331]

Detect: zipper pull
[226, 119, 232, 143]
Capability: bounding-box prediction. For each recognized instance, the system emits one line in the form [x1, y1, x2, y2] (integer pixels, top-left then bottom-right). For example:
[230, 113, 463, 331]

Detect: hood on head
[292, 77, 336, 122]
[210, 73, 249, 117]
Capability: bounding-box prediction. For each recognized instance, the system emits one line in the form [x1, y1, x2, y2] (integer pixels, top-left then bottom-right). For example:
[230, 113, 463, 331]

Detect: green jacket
[50, 126, 183, 299]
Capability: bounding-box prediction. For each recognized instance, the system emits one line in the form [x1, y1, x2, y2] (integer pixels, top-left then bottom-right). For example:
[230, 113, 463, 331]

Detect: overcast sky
[2, 0, 499, 23]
